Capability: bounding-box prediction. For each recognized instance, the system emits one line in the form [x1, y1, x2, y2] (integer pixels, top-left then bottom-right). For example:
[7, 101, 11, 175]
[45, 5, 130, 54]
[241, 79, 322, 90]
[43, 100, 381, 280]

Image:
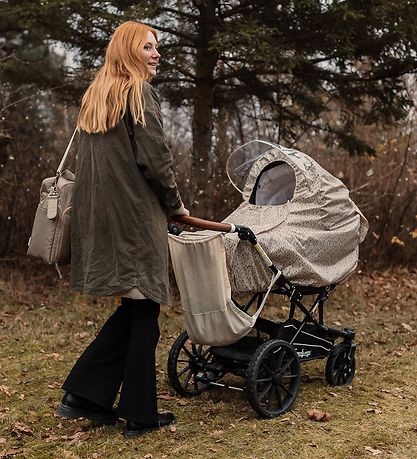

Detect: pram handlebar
[171, 215, 233, 233]
[171, 216, 258, 244]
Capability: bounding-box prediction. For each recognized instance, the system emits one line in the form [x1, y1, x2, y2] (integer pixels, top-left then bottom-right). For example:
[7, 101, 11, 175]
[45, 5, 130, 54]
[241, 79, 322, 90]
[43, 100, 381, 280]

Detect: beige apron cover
[168, 232, 278, 346]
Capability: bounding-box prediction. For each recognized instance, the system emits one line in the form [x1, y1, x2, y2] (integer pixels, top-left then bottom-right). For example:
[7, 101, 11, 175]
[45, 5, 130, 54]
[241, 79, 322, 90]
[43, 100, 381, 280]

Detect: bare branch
[144, 22, 197, 41]
[155, 76, 195, 85]
[0, 83, 70, 114]
[159, 7, 199, 20]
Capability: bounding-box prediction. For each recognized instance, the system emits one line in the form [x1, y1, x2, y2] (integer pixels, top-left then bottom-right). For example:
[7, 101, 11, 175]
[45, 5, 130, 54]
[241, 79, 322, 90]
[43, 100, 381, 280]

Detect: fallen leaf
[169, 425, 177, 433]
[11, 422, 34, 437]
[144, 454, 152, 459]
[0, 438, 6, 444]
[391, 236, 404, 246]
[209, 429, 224, 438]
[307, 409, 331, 422]
[364, 446, 382, 455]
[68, 431, 90, 443]
[0, 447, 23, 457]
[366, 408, 383, 414]
[328, 392, 339, 398]
[43, 434, 61, 442]
[45, 353, 63, 361]
[401, 323, 413, 332]
[157, 393, 176, 401]
[278, 417, 291, 423]
[0, 385, 16, 396]
[308, 442, 318, 448]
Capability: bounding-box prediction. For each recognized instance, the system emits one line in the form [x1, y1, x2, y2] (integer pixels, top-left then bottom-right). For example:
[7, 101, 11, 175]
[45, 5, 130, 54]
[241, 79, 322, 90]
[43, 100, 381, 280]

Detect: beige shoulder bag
[27, 129, 77, 276]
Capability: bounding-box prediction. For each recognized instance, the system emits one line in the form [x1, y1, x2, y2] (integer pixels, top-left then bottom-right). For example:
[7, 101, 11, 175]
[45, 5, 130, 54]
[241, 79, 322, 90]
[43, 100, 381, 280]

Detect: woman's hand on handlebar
[167, 203, 190, 218]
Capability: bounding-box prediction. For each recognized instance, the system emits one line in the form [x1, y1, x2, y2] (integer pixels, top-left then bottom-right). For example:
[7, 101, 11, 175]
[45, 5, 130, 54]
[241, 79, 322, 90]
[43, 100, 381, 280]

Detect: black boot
[56, 392, 118, 425]
[124, 412, 176, 438]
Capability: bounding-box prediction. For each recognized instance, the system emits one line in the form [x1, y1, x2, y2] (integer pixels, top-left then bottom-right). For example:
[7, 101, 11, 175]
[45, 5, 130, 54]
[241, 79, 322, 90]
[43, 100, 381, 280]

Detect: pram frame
[168, 216, 357, 418]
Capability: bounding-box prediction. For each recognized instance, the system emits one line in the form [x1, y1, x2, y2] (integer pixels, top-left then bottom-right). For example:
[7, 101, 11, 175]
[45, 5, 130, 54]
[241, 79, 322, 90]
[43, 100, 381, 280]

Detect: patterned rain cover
[222, 140, 368, 292]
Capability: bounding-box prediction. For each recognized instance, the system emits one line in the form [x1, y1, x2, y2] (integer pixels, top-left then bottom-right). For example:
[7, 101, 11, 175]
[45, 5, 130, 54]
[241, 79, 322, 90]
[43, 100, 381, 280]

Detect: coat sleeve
[130, 83, 183, 211]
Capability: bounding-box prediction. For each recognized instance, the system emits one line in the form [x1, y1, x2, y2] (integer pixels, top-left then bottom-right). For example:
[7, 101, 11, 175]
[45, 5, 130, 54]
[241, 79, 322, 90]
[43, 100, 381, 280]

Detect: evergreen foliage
[1, 0, 416, 201]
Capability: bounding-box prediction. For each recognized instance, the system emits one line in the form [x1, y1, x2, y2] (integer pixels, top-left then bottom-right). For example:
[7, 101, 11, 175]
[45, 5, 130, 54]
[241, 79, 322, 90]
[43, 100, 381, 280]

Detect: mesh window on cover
[250, 161, 296, 206]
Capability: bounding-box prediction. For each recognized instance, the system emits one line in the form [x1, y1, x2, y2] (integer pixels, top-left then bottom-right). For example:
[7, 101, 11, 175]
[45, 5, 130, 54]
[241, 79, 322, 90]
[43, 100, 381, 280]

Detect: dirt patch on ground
[0, 260, 416, 458]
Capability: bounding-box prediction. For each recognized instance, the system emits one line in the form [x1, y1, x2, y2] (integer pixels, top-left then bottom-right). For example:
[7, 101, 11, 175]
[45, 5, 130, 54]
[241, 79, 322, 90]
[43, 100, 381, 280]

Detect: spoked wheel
[246, 339, 301, 418]
[167, 330, 215, 397]
[325, 342, 356, 386]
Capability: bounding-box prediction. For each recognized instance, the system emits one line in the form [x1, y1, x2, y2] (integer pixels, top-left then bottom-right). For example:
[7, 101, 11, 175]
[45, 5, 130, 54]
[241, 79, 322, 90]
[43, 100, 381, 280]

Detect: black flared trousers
[62, 297, 160, 423]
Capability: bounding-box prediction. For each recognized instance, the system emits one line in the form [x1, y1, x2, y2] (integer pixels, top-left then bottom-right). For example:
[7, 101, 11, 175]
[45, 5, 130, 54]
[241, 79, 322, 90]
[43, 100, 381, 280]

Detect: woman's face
[142, 31, 160, 77]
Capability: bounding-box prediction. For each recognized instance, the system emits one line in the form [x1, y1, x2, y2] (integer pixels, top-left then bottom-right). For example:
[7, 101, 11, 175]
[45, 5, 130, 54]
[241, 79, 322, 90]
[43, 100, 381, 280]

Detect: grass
[0, 259, 416, 459]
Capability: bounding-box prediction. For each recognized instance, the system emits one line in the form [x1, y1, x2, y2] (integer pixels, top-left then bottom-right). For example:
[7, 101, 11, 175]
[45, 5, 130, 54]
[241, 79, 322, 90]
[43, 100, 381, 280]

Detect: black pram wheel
[167, 330, 213, 397]
[246, 339, 301, 418]
[325, 342, 356, 386]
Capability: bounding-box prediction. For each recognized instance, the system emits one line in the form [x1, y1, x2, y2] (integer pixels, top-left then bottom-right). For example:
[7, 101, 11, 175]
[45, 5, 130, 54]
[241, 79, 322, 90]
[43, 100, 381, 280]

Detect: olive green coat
[70, 82, 182, 303]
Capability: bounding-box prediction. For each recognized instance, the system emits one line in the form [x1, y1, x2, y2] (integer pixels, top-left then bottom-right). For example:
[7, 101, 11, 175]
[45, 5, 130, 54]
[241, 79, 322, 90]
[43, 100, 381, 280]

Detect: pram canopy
[223, 140, 368, 292]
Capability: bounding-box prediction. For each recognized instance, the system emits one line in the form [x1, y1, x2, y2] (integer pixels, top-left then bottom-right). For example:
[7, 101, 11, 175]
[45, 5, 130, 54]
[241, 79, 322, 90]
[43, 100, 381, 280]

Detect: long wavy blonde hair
[77, 21, 157, 134]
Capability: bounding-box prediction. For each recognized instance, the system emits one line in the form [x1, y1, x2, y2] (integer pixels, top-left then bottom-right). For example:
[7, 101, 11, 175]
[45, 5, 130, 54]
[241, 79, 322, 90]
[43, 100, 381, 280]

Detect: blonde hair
[77, 21, 157, 134]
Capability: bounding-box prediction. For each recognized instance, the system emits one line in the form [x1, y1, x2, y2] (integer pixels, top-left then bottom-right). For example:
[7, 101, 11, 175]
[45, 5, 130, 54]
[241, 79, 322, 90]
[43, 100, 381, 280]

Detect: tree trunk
[191, 0, 219, 217]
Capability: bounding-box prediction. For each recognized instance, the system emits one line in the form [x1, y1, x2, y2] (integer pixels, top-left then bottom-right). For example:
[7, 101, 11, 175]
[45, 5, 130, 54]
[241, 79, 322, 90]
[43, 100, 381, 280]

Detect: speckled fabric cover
[223, 146, 368, 292]
[169, 145, 368, 295]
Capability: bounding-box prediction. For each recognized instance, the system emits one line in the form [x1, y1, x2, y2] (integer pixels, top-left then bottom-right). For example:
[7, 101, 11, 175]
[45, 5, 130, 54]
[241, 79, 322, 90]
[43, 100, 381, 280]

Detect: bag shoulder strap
[56, 128, 78, 175]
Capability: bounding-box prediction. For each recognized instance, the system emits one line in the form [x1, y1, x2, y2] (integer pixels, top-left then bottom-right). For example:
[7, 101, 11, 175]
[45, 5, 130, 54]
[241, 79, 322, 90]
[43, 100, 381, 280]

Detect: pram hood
[223, 140, 368, 291]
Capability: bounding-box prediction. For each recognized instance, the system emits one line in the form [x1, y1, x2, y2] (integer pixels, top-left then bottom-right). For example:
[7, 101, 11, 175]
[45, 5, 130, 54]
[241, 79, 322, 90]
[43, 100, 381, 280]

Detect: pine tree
[1, 0, 417, 208]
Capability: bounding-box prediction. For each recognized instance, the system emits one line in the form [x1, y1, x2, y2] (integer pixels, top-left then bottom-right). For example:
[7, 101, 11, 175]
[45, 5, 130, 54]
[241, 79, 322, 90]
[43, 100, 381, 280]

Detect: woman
[57, 21, 188, 438]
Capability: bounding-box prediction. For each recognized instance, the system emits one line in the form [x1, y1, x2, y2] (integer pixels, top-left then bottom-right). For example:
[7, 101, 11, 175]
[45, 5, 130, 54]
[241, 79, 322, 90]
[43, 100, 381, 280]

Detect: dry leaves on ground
[157, 392, 176, 401]
[10, 422, 34, 437]
[364, 445, 382, 455]
[307, 409, 331, 422]
[366, 408, 383, 414]
[0, 448, 23, 458]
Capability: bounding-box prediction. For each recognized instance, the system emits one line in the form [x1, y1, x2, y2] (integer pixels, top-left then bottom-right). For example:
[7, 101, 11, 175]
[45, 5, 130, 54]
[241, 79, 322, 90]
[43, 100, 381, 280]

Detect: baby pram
[167, 140, 368, 418]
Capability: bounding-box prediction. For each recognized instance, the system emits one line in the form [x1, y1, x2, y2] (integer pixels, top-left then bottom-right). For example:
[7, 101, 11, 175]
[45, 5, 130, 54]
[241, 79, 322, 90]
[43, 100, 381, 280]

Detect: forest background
[1, 0, 417, 268]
